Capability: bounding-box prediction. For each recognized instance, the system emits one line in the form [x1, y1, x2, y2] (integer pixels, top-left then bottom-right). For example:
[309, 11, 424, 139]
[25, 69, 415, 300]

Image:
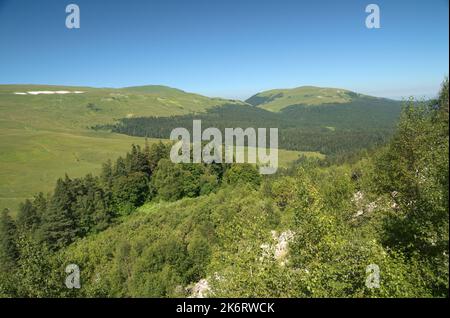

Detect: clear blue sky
[0, 0, 448, 100]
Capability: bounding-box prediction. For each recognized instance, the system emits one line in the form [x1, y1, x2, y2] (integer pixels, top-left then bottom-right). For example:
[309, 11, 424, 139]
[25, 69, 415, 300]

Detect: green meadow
[246, 86, 361, 111]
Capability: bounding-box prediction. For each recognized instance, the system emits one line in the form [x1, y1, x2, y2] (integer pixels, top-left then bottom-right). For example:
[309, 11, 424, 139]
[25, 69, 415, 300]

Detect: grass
[0, 84, 243, 131]
[0, 84, 305, 213]
[245, 86, 364, 112]
[0, 128, 303, 213]
[0, 128, 156, 213]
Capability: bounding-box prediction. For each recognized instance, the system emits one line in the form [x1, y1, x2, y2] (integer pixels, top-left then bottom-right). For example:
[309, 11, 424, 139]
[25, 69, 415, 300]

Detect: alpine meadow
[0, 0, 448, 302]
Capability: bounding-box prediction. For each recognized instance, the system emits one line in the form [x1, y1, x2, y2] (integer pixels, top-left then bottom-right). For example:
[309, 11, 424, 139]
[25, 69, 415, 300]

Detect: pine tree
[0, 208, 18, 271]
[74, 174, 112, 234]
[114, 157, 127, 177]
[33, 192, 47, 222]
[148, 141, 169, 171]
[90, 189, 113, 232]
[144, 138, 151, 158]
[38, 178, 78, 250]
[17, 199, 40, 231]
[127, 144, 151, 176]
[101, 159, 113, 185]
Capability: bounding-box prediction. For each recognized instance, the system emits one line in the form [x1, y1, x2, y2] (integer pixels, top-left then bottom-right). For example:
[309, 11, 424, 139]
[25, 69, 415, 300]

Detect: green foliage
[17, 200, 40, 231]
[370, 90, 449, 296]
[14, 234, 67, 297]
[151, 159, 220, 202]
[1, 80, 447, 298]
[112, 172, 150, 215]
[223, 163, 261, 187]
[151, 160, 188, 202]
[38, 177, 79, 250]
[0, 209, 18, 272]
[73, 174, 113, 234]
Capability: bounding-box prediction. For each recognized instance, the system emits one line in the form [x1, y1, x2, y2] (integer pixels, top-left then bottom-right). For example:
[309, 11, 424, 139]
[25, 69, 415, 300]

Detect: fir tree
[17, 199, 40, 231]
[38, 177, 78, 250]
[0, 208, 18, 271]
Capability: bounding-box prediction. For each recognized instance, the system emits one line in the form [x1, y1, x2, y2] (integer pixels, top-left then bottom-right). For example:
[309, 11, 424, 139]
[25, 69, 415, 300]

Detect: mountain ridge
[1, 83, 395, 106]
[245, 85, 391, 112]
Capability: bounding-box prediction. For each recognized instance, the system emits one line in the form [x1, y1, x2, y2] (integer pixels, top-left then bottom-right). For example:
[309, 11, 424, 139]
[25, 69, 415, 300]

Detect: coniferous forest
[95, 95, 402, 156]
[0, 79, 448, 298]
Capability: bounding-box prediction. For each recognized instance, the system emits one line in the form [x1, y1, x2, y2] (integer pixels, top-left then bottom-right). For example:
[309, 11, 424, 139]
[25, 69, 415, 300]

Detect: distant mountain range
[1, 84, 396, 110]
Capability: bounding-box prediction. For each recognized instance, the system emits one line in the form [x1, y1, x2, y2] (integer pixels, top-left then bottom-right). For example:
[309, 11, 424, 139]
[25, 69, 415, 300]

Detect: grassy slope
[0, 85, 300, 212]
[246, 86, 375, 112]
[0, 84, 242, 130]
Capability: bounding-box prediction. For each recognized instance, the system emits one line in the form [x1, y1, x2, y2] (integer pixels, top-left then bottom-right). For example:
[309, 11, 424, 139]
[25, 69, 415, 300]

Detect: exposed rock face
[352, 191, 365, 217]
[274, 230, 295, 262]
[188, 278, 210, 298]
[260, 230, 295, 266]
[351, 190, 401, 220]
[351, 191, 379, 218]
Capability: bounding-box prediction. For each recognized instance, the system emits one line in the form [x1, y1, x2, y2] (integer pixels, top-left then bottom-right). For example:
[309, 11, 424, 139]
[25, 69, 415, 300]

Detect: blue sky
[0, 0, 448, 100]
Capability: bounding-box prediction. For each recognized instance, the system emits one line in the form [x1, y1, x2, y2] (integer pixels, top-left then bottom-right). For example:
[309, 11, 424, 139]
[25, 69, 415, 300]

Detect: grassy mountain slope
[0, 84, 243, 131]
[246, 85, 388, 112]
